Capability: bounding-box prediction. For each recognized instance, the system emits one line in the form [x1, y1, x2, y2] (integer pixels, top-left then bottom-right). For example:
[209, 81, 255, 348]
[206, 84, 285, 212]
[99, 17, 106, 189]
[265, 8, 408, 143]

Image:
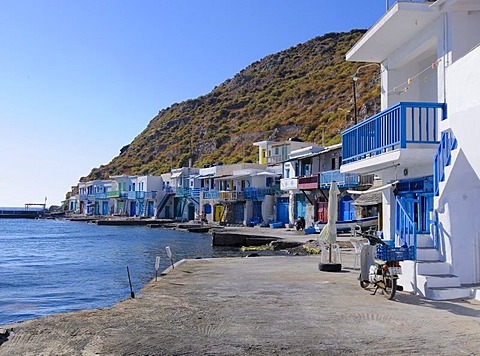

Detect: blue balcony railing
[433, 131, 457, 196]
[175, 188, 190, 198]
[342, 102, 445, 165]
[176, 187, 203, 199]
[395, 197, 417, 259]
[109, 190, 128, 198]
[320, 170, 360, 189]
[244, 187, 273, 199]
[191, 188, 203, 199]
[203, 190, 219, 199]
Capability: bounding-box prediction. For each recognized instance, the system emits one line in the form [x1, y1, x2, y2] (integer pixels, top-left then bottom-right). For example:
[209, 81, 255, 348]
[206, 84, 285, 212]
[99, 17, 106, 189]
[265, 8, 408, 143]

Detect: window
[331, 158, 336, 170]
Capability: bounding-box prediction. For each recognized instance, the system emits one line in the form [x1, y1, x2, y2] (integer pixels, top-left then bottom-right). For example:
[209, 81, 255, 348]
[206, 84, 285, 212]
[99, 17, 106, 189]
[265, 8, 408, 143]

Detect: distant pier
[0, 208, 44, 219]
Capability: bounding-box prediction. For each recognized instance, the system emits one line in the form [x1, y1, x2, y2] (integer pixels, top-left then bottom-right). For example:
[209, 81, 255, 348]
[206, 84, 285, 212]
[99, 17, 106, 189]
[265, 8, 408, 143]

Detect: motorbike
[357, 229, 403, 300]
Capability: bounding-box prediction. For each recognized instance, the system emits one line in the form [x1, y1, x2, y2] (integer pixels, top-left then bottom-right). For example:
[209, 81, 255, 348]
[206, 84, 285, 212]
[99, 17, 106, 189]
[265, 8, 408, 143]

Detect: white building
[342, 0, 480, 299]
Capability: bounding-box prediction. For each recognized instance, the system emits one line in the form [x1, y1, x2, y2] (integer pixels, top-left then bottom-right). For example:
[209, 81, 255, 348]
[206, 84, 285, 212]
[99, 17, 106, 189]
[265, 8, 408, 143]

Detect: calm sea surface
[0, 219, 240, 325]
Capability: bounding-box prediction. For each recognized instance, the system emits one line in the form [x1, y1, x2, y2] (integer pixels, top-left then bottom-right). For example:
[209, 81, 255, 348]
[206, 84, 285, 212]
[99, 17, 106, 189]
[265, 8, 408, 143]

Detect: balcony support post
[300, 190, 314, 205]
[400, 103, 407, 148]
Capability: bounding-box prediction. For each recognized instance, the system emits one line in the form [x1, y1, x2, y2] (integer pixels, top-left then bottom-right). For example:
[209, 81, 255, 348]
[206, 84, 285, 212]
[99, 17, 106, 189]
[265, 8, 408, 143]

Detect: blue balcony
[342, 102, 445, 166]
[175, 188, 190, 198]
[244, 187, 273, 199]
[190, 188, 203, 199]
[176, 188, 203, 199]
[320, 170, 364, 189]
[126, 191, 156, 199]
[203, 190, 219, 199]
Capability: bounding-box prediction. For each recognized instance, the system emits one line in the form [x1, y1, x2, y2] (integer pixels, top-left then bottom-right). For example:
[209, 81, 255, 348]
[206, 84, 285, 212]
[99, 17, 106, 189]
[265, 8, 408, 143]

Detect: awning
[347, 180, 398, 195]
[171, 172, 183, 178]
[195, 173, 215, 179]
[217, 174, 251, 180]
[353, 191, 383, 206]
[253, 172, 280, 177]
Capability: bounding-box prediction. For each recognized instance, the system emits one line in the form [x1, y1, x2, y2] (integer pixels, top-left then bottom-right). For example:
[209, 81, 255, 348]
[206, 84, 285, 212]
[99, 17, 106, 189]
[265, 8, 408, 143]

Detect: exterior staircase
[400, 131, 477, 300]
[156, 192, 174, 218]
[398, 233, 471, 300]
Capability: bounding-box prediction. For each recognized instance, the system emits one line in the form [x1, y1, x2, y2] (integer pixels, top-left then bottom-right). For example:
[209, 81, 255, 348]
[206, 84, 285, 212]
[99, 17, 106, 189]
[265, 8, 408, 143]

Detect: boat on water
[307, 216, 378, 234]
[0, 207, 44, 219]
[187, 226, 211, 233]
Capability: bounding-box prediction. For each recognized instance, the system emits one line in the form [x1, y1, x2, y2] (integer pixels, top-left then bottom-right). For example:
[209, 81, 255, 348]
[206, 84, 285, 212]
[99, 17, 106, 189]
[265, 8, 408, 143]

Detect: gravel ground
[1, 252, 480, 355]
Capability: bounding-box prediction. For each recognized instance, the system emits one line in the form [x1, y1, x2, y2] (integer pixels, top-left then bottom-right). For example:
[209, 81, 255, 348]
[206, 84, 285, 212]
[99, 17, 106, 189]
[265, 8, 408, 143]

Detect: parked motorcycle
[358, 230, 403, 300]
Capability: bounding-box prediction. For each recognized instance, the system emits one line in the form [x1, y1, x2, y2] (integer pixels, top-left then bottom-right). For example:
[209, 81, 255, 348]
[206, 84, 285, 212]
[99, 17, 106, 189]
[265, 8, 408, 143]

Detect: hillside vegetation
[83, 30, 380, 181]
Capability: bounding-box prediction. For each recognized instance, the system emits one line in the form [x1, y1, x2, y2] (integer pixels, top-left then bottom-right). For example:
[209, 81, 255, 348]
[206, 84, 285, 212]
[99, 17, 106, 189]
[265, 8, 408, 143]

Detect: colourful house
[198, 163, 271, 224]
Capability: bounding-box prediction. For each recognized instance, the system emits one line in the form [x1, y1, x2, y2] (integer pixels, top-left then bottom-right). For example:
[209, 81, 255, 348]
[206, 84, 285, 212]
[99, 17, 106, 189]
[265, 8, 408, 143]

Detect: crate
[376, 245, 415, 261]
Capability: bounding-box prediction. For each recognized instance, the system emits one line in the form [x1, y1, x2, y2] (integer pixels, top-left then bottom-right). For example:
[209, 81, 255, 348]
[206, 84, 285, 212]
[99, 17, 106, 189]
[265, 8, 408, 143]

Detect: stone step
[417, 274, 461, 289]
[472, 287, 480, 301]
[426, 287, 472, 301]
[416, 247, 440, 261]
[416, 261, 451, 275]
[416, 233, 434, 248]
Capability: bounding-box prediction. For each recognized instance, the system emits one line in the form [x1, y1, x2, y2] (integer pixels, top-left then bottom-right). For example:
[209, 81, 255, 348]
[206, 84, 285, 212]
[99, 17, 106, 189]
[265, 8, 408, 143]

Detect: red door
[316, 201, 328, 222]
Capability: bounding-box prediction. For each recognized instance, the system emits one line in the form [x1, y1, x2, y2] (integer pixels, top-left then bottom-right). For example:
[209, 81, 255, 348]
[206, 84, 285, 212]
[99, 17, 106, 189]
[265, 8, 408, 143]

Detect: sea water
[0, 219, 223, 325]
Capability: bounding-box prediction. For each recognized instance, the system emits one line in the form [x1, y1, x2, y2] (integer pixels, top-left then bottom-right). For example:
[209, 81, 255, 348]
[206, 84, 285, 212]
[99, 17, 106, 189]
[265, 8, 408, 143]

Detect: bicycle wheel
[383, 271, 396, 300]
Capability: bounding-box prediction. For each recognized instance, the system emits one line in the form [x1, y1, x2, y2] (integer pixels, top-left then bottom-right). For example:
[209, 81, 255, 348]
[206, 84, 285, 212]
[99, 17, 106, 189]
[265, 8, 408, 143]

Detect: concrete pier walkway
[1, 253, 480, 355]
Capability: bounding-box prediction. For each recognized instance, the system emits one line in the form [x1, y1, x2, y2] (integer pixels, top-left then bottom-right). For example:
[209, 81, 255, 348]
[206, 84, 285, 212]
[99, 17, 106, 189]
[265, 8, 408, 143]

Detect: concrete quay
[2, 253, 480, 355]
[212, 225, 353, 247]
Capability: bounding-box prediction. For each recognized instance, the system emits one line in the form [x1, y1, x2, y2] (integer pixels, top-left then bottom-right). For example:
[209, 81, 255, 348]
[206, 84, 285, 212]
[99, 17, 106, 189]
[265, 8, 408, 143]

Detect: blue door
[339, 196, 354, 221]
[417, 193, 433, 233]
[204, 204, 212, 214]
[277, 197, 290, 224]
[130, 201, 137, 217]
[253, 201, 262, 222]
[148, 201, 154, 217]
[102, 201, 109, 215]
[295, 194, 306, 220]
[233, 203, 244, 224]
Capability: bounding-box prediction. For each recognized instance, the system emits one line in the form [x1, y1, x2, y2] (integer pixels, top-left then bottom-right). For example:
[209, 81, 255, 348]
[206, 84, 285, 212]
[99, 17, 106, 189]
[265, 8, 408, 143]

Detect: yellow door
[214, 205, 225, 222]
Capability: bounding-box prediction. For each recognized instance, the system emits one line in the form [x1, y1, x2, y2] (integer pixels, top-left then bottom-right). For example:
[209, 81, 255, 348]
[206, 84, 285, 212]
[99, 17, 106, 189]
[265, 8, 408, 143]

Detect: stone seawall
[211, 231, 278, 246]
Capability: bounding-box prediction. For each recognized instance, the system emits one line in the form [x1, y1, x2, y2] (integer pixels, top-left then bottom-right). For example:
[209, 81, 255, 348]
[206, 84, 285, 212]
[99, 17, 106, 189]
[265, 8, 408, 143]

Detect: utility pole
[352, 77, 358, 125]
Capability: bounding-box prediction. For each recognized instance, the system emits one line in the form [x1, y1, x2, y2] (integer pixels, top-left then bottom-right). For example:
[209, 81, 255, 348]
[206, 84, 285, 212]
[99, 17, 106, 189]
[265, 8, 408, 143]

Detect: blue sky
[0, 0, 386, 207]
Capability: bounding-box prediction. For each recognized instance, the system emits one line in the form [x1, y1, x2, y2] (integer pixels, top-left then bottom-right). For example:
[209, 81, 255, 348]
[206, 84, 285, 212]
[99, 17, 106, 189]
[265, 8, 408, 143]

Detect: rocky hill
[83, 29, 380, 181]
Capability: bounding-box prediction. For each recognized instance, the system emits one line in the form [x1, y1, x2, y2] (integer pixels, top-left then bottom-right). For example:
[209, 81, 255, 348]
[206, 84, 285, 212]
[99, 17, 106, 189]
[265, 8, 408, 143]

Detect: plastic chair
[317, 237, 341, 264]
[349, 238, 364, 270]
[350, 224, 362, 238]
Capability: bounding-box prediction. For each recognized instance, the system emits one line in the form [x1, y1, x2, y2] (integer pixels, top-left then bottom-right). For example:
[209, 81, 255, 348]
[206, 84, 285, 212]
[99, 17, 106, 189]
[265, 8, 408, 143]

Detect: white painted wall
[434, 41, 480, 284]
[447, 45, 480, 175]
[137, 175, 163, 192]
[384, 52, 438, 108]
[450, 11, 480, 63]
[436, 151, 480, 283]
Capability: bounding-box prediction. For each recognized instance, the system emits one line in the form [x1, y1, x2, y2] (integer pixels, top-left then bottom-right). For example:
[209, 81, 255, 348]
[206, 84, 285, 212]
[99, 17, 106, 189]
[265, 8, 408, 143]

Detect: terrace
[341, 102, 445, 174]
